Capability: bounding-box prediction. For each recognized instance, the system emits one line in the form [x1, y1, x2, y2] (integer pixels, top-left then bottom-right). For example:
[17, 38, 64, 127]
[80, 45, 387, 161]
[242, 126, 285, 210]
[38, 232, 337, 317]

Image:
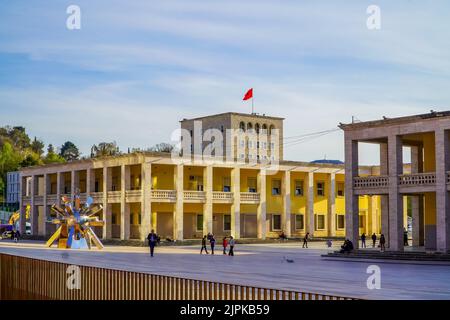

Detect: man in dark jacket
[200, 235, 209, 254]
[147, 229, 158, 257]
[371, 233, 377, 247]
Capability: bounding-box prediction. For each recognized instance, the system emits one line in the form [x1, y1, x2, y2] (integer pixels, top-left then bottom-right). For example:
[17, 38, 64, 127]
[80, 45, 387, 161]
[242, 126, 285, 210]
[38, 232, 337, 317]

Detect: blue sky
[1, 0, 450, 164]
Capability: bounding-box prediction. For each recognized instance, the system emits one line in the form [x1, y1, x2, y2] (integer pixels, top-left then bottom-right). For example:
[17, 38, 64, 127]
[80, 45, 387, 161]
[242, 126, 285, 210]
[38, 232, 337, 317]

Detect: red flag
[243, 88, 253, 100]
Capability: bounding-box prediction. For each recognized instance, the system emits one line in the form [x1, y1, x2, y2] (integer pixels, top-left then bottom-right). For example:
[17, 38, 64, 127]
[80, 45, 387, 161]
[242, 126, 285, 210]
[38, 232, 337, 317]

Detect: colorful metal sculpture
[46, 191, 104, 249]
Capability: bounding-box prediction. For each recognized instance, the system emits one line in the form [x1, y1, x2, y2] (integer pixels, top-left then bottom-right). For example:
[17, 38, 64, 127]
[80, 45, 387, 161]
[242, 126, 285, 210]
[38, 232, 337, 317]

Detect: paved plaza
[1, 240, 450, 300]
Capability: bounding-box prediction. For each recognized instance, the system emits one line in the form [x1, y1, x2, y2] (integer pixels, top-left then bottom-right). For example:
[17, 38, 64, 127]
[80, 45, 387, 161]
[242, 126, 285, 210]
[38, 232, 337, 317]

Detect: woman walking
[200, 235, 209, 254]
[222, 237, 228, 255]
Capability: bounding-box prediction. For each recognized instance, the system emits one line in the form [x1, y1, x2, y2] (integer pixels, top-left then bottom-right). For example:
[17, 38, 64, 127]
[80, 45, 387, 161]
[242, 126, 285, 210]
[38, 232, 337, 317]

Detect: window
[337, 182, 345, 197]
[317, 182, 325, 197]
[248, 178, 257, 193]
[112, 214, 117, 225]
[272, 214, 281, 231]
[315, 214, 325, 230]
[220, 125, 224, 133]
[337, 215, 345, 230]
[196, 214, 203, 231]
[223, 177, 231, 192]
[294, 180, 304, 196]
[272, 179, 281, 195]
[223, 214, 231, 231]
[295, 214, 304, 230]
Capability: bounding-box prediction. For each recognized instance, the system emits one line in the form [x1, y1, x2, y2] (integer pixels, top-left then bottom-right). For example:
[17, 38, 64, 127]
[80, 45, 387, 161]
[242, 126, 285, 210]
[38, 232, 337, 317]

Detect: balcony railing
[353, 176, 389, 189]
[107, 191, 121, 202]
[212, 191, 233, 202]
[34, 195, 44, 204]
[22, 196, 31, 203]
[399, 173, 436, 186]
[184, 191, 206, 202]
[240, 192, 260, 203]
[90, 192, 103, 203]
[126, 190, 142, 202]
[151, 190, 176, 202]
[46, 194, 58, 203]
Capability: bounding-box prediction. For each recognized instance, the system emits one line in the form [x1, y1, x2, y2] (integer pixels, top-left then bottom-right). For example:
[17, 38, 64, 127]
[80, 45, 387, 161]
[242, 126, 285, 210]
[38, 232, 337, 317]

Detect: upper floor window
[317, 182, 325, 197]
[239, 122, 246, 132]
[248, 177, 257, 193]
[337, 182, 345, 197]
[294, 180, 304, 196]
[223, 177, 231, 192]
[272, 179, 281, 195]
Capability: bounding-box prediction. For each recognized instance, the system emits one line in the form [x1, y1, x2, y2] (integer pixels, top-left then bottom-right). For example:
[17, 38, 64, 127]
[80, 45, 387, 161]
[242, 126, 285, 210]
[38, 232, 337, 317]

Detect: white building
[6, 171, 20, 204]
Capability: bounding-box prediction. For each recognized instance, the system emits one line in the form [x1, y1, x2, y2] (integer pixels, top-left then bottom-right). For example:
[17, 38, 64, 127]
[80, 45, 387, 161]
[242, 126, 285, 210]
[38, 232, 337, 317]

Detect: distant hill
[310, 159, 344, 165]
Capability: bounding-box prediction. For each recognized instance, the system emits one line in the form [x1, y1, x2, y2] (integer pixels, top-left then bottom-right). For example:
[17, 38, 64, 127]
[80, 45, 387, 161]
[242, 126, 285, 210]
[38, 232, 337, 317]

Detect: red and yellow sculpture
[46, 191, 104, 249]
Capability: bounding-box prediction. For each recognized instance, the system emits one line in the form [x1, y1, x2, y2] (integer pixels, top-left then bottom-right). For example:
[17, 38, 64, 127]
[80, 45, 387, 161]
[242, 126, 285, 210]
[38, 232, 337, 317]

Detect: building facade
[341, 110, 450, 253]
[18, 151, 392, 242]
[180, 112, 284, 162]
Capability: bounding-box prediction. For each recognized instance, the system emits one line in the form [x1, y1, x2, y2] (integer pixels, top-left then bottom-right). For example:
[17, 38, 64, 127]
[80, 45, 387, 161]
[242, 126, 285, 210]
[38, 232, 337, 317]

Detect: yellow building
[17, 112, 411, 243]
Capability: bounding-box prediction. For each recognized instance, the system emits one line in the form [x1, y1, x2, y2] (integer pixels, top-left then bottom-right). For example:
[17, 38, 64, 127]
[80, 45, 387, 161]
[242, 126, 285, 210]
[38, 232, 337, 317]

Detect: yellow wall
[152, 165, 175, 190]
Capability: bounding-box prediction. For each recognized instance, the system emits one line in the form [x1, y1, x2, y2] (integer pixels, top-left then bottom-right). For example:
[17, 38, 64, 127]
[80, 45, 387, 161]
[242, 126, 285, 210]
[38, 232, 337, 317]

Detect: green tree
[20, 152, 42, 167]
[60, 141, 80, 161]
[0, 142, 22, 200]
[91, 141, 120, 158]
[44, 144, 65, 164]
[31, 137, 45, 156]
[149, 142, 174, 153]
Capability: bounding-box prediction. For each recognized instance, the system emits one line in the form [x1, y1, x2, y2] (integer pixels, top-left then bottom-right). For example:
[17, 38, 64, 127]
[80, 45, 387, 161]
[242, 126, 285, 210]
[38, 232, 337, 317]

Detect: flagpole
[252, 89, 254, 114]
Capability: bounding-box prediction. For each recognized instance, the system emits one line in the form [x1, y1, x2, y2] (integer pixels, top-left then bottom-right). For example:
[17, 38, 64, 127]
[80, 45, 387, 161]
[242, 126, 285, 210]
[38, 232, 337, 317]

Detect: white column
[70, 171, 76, 201]
[30, 175, 38, 235]
[388, 134, 403, 251]
[344, 138, 359, 247]
[86, 169, 92, 197]
[307, 171, 315, 236]
[204, 165, 213, 235]
[141, 162, 152, 241]
[380, 142, 389, 243]
[120, 164, 130, 240]
[18, 174, 26, 234]
[411, 145, 424, 247]
[41, 174, 49, 236]
[174, 164, 184, 240]
[103, 167, 112, 239]
[328, 172, 336, 237]
[257, 169, 266, 239]
[231, 167, 241, 239]
[435, 129, 450, 252]
[283, 170, 291, 237]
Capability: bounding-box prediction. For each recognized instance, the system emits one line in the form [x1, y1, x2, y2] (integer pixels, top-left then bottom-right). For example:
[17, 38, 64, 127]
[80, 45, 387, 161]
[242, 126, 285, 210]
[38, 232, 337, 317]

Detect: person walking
[200, 235, 209, 254]
[147, 229, 158, 257]
[222, 237, 228, 255]
[10, 229, 15, 241]
[228, 236, 235, 256]
[403, 228, 409, 246]
[379, 234, 386, 252]
[361, 233, 366, 248]
[302, 232, 309, 248]
[210, 235, 216, 255]
[371, 233, 377, 247]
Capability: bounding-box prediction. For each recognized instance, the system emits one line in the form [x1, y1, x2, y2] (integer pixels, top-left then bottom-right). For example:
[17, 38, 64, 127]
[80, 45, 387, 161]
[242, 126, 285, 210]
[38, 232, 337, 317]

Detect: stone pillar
[30, 175, 38, 235]
[380, 142, 389, 243]
[103, 167, 112, 239]
[120, 164, 131, 240]
[328, 172, 336, 237]
[388, 134, 403, 251]
[282, 170, 291, 237]
[231, 167, 241, 239]
[174, 164, 184, 240]
[86, 169, 92, 197]
[344, 138, 359, 247]
[412, 195, 424, 246]
[307, 171, 315, 236]
[435, 129, 450, 252]
[257, 169, 266, 239]
[41, 174, 49, 236]
[57, 172, 64, 205]
[204, 165, 213, 235]
[411, 145, 424, 247]
[18, 174, 26, 234]
[70, 171, 76, 200]
[141, 162, 152, 241]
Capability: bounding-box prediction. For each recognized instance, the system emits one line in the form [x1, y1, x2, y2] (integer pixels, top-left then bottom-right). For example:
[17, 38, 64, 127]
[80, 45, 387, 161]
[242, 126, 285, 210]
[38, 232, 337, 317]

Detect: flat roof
[339, 110, 450, 130]
[180, 112, 284, 122]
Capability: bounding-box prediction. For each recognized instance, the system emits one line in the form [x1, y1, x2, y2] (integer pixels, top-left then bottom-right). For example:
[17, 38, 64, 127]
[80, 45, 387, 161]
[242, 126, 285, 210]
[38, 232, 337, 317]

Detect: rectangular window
[223, 214, 231, 231]
[337, 215, 345, 230]
[248, 178, 257, 193]
[295, 214, 304, 230]
[317, 182, 325, 197]
[223, 177, 231, 192]
[294, 180, 304, 196]
[337, 182, 345, 197]
[196, 214, 204, 231]
[315, 214, 325, 230]
[272, 214, 281, 231]
[272, 179, 281, 195]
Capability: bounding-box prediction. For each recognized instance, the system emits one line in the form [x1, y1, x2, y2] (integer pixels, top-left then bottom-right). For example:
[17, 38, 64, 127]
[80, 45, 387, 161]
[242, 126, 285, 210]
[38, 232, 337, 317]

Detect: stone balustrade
[183, 191, 206, 202]
[353, 176, 389, 189]
[398, 173, 436, 186]
[212, 191, 233, 203]
[240, 192, 260, 203]
[151, 190, 176, 202]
